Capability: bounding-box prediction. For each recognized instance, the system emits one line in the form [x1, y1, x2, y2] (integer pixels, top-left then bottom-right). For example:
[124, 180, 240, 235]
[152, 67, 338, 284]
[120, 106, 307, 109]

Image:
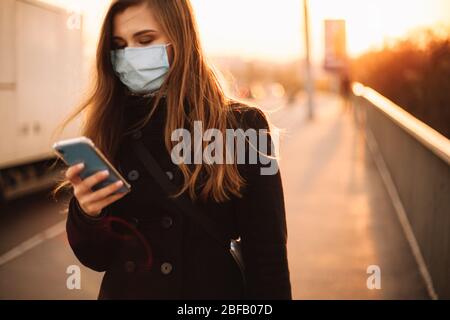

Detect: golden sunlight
[37, 0, 449, 61]
[309, 0, 450, 57]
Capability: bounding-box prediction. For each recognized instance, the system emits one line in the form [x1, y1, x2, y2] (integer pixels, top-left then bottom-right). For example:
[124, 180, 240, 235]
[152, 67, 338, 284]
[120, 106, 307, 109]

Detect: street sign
[324, 19, 348, 72]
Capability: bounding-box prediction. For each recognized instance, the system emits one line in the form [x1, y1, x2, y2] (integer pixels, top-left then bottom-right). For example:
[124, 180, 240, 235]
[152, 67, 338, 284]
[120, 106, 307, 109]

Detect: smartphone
[53, 136, 131, 194]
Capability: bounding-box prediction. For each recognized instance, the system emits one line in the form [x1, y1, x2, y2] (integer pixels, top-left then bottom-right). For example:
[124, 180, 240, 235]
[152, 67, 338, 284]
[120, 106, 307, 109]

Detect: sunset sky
[39, 0, 450, 62]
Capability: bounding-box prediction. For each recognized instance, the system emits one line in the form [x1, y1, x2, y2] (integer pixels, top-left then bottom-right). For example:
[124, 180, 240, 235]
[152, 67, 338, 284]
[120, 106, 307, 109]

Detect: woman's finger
[83, 180, 124, 204]
[87, 192, 127, 214]
[65, 163, 84, 185]
[77, 169, 110, 195]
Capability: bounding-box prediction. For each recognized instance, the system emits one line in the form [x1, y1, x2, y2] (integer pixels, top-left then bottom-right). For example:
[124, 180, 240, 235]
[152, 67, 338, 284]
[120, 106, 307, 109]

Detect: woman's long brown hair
[53, 0, 247, 203]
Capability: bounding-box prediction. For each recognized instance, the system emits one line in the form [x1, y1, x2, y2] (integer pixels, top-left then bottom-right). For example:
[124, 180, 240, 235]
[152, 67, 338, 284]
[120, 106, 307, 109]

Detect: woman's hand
[65, 163, 128, 217]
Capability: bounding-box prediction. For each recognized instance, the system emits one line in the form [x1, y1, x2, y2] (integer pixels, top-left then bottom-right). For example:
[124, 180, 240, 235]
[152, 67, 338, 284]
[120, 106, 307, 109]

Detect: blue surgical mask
[111, 43, 171, 94]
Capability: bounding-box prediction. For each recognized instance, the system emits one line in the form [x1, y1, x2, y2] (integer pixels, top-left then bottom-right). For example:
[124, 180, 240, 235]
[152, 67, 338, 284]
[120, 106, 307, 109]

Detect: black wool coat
[66, 93, 292, 300]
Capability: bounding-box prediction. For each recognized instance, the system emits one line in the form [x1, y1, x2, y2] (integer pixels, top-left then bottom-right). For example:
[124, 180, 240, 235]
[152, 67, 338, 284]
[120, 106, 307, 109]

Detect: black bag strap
[131, 140, 230, 251]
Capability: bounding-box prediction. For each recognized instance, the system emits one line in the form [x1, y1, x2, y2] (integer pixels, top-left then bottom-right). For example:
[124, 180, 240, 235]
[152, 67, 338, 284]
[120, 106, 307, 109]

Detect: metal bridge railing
[352, 82, 450, 299]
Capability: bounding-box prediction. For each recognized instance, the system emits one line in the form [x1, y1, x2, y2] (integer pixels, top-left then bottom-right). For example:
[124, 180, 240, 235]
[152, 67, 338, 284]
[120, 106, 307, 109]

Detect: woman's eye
[140, 38, 153, 45]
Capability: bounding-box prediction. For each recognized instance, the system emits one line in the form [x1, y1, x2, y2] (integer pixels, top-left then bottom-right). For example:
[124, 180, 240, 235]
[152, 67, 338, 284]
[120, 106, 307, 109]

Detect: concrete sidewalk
[267, 93, 429, 299]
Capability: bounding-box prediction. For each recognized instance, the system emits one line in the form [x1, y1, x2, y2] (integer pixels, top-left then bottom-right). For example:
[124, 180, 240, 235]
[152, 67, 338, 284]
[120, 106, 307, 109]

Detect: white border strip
[365, 128, 438, 300]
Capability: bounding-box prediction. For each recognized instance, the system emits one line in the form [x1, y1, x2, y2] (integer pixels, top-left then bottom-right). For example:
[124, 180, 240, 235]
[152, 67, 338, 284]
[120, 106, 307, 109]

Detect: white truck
[0, 0, 84, 201]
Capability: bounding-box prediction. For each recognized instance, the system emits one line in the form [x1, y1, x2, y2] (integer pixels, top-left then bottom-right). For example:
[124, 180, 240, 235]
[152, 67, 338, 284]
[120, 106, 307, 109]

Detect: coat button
[128, 170, 139, 181]
[130, 217, 139, 228]
[161, 215, 173, 229]
[132, 130, 142, 140]
[124, 260, 136, 273]
[161, 262, 173, 275]
[165, 171, 174, 181]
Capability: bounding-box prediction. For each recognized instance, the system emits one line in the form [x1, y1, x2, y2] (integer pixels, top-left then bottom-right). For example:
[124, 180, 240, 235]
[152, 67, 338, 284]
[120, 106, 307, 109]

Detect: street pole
[303, 0, 314, 120]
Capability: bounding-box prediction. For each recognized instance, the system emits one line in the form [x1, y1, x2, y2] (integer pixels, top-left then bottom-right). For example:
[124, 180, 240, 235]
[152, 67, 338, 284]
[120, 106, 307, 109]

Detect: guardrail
[352, 83, 450, 299]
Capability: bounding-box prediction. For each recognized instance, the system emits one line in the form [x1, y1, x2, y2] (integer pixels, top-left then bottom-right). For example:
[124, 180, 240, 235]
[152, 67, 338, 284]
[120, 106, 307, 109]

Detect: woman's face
[112, 3, 173, 60]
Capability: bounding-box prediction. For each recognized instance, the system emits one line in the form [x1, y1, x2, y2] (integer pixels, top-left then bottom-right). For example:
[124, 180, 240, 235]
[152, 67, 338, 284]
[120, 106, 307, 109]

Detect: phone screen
[53, 138, 131, 194]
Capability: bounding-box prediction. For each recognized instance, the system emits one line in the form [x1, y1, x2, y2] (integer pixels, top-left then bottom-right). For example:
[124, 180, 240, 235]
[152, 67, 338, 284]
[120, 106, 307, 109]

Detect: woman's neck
[125, 87, 166, 99]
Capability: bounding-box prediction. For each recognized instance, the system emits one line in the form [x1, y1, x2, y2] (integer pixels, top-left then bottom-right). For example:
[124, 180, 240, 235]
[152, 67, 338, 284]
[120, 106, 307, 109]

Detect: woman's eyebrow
[133, 29, 157, 37]
[112, 30, 156, 41]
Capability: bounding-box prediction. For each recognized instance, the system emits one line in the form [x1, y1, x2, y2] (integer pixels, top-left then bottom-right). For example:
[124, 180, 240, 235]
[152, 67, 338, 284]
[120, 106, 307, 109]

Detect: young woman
[56, 0, 291, 300]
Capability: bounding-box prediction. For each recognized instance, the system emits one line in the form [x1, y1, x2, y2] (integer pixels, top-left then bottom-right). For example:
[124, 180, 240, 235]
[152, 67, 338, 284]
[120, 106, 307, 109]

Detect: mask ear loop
[163, 43, 173, 68]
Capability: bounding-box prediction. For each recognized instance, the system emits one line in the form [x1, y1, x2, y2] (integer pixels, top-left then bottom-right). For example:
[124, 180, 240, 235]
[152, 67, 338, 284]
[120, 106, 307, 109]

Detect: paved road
[0, 190, 102, 299]
[0, 93, 429, 299]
